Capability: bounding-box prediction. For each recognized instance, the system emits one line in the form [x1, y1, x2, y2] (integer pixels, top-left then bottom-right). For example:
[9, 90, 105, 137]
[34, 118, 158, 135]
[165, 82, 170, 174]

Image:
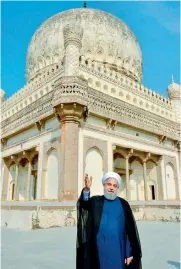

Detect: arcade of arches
[1, 144, 179, 202]
[85, 145, 179, 201]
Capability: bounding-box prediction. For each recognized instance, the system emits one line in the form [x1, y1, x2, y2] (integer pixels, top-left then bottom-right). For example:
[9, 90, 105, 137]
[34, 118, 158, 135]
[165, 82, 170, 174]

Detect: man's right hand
[84, 173, 92, 192]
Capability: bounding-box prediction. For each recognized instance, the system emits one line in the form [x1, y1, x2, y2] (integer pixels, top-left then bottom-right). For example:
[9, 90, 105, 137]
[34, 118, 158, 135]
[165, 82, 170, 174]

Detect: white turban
[102, 172, 121, 187]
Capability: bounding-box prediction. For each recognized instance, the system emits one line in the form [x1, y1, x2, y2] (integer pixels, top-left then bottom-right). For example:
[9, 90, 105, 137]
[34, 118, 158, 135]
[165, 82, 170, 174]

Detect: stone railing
[79, 57, 172, 109]
[2, 62, 64, 113]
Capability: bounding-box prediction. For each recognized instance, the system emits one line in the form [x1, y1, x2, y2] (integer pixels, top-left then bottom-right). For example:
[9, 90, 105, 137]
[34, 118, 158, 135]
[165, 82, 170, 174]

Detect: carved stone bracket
[35, 120, 44, 131]
[54, 103, 88, 124]
[106, 119, 117, 130]
[142, 152, 151, 163]
[174, 140, 180, 149]
[159, 135, 167, 144]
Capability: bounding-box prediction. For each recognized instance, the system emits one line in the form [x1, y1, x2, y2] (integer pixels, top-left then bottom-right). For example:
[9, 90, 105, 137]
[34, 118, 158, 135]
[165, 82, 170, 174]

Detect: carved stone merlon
[159, 135, 167, 144]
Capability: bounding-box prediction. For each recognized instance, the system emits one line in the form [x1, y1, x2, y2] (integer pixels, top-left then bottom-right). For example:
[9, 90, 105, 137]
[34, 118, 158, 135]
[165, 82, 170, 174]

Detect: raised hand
[84, 173, 92, 191]
[125, 256, 133, 265]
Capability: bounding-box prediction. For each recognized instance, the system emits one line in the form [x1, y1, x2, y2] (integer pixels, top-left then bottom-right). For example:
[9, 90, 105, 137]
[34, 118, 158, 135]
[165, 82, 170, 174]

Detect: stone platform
[1, 200, 180, 230]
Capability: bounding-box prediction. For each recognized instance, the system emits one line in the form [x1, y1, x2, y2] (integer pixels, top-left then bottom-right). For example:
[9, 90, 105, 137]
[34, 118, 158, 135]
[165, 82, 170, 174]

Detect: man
[76, 172, 142, 269]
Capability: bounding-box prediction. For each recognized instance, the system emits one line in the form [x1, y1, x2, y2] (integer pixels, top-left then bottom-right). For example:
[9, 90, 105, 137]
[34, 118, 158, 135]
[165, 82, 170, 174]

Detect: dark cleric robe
[76, 189, 142, 269]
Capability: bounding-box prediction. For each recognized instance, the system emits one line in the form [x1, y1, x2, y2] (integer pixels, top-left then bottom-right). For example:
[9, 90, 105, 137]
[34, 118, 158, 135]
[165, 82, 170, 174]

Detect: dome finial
[83, 0, 87, 8]
[172, 74, 174, 84]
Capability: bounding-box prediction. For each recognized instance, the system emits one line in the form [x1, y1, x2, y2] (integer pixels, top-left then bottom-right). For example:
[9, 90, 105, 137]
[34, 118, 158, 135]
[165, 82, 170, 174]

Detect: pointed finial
[172, 74, 174, 84]
[83, 0, 87, 8]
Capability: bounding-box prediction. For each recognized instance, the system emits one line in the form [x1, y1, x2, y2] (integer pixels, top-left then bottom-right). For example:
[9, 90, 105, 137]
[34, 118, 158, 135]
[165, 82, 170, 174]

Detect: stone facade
[1, 7, 180, 229]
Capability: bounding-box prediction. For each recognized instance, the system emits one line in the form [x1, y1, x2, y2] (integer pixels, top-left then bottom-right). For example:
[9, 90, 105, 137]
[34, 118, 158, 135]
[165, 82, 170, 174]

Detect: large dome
[26, 8, 143, 82]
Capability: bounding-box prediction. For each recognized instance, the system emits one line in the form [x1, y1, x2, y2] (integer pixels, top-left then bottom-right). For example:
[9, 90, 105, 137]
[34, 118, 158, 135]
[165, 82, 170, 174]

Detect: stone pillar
[125, 157, 130, 200]
[26, 161, 32, 200]
[107, 143, 114, 172]
[156, 158, 164, 200]
[63, 22, 83, 76]
[55, 103, 87, 201]
[143, 161, 148, 201]
[1, 160, 9, 201]
[37, 142, 44, 200]
[14, 163, 19, 201]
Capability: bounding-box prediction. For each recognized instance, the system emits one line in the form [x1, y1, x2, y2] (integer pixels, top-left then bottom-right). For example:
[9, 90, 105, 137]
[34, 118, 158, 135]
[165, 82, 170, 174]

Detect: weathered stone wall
[1, 202, 180, 230]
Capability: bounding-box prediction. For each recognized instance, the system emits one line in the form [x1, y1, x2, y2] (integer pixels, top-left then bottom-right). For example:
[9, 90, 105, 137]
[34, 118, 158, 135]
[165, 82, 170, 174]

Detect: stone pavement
[1, 221, 180, 269]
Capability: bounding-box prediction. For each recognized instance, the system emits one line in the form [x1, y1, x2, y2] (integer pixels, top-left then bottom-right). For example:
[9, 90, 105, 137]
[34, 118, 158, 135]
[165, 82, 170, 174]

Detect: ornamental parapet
[1, 79, 180, 141]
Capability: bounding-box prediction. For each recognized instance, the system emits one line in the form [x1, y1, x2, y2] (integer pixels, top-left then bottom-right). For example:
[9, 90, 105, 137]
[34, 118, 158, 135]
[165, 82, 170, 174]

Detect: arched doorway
[18, 158, 29, 201]
[129, 158, 144, 201]
[30, 154, 38, 200]
[165, 163, 176, 200]
[7, 162, 16, 201]
[45, 148, 59, 199]
[85, 147, 104, 196]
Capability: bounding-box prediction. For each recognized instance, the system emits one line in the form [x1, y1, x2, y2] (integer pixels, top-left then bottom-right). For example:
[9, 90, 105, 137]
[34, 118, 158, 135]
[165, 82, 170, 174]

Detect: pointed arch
[129, 159, 144, 201]
[7, 162, 16, 201]
[85, 147, 104, 196]
[44, 148, 59, 199]
[165, 162, 176, 200]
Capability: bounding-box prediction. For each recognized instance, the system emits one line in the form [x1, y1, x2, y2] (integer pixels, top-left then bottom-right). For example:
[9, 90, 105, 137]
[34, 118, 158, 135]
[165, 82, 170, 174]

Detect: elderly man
[76, 172, 142, 269]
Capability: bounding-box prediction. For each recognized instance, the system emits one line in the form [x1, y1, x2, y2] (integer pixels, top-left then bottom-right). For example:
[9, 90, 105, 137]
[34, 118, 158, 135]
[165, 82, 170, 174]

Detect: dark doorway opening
[150, 185, 155, 200]
[12, 183, 15, 200]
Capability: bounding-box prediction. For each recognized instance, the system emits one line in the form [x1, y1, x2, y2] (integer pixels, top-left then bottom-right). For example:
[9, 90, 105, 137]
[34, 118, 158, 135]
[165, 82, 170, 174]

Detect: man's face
[104, 178, 118, 193]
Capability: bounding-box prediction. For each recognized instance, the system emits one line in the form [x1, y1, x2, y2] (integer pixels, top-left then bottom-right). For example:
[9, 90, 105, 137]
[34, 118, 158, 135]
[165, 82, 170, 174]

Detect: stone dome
[167, 76, 181, 100]
[26, 8, 143, 82]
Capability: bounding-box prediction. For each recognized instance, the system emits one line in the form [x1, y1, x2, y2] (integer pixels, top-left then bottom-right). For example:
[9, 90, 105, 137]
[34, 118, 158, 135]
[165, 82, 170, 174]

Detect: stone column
[14, 163, 19, 201]
[26, 161, 32, 200]
[1, 160, 9, 201]
[156, 158, 164, 200]
[52, 22, 88, 201]
[125, 157, 130, 200]
[36, 142, 44, 200]
[143, 161, 148, 201]
[56, 103, 87, 201]
[107, 143, 115, 172]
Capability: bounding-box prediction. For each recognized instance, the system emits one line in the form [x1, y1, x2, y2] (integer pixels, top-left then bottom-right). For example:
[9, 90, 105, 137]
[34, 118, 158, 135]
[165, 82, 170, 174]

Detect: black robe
[76, 190, 142, 269]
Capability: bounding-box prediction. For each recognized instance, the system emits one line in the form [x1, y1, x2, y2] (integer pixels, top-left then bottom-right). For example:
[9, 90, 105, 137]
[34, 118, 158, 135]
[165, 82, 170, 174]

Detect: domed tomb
[26, 8, 142, 82]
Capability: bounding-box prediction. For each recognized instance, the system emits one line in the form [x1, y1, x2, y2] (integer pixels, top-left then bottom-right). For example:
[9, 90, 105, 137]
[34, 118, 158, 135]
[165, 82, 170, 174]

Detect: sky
[1, 1, 180, 99]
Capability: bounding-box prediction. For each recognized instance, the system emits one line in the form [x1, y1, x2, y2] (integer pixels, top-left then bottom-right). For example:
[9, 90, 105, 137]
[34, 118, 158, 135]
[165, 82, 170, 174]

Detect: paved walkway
[1, 221, 180, 269]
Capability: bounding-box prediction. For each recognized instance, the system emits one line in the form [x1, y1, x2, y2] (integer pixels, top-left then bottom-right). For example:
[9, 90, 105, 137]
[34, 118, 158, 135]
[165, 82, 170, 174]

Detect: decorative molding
[83, 123, 179, 153]
[1, 76, 180, 141]
[79, 63, 172, 110]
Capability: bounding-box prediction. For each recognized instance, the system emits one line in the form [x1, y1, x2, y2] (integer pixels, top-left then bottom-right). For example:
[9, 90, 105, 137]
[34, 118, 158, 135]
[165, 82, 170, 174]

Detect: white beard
[104, 189, 117, 200]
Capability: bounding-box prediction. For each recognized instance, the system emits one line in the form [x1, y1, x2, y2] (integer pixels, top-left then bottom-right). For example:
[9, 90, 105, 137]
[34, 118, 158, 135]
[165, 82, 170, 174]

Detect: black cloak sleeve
[76, 191, 142, 269]
[76, 190, 93, 269]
